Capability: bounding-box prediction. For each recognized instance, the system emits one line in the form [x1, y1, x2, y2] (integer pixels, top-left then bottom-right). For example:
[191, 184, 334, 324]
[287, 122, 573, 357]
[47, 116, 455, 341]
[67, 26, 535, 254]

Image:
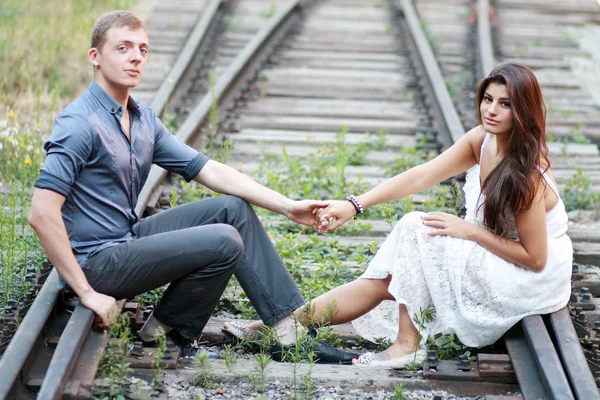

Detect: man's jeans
[84, 195, 305, 339]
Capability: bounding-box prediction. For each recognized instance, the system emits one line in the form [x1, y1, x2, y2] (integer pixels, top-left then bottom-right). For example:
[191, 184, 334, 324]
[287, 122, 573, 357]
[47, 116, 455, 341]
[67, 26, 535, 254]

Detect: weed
[193, 352, 214, 388]
[392, 383, 406, 400]
[385, 145, 435, 176]
[222, 343, 238, 374]
[251, 354, 272, 392]
[259, 3, 277, 19]
[422, 183, 464, 215]
[97, 314, 133, 399]
[169, 187, 180, 208]
[134, 286, 166, 309]
[374, 337, 393, 352]
[151, 327, 167, 392]
[562, 169, 600, 211]
[369, 128, 388, 151]
[301, 349, 316, 399]
[163, 112, 178, 132]
[566, 123, 590, 144]
[410, 306, 436, 366]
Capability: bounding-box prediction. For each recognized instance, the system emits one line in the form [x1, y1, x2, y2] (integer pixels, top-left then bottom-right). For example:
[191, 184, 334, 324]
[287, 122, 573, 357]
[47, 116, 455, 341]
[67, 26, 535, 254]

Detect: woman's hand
[315, 200, 357, 233]
[421, 212, 475, 240]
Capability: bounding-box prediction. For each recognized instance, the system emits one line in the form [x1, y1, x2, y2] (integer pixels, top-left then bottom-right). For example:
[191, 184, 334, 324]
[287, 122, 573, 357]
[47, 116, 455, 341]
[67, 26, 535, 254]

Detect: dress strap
[539, 168, 560, 198]
[480, 133, 491, 162]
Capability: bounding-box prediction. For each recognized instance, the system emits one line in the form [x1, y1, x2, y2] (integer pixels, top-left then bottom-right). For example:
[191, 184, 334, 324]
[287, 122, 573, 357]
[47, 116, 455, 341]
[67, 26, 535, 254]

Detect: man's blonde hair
[91, 10, 146, 51]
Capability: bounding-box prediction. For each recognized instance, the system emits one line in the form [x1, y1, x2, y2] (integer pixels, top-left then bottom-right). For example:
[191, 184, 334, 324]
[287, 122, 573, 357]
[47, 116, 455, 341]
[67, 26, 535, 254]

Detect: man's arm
[194, 160, 328, 227]
[151, 116, 328, 226]
[28, 188, 117, 327]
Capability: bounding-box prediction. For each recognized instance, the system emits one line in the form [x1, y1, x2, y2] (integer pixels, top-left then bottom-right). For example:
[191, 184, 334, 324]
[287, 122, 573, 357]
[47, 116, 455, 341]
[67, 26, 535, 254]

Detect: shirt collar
[89, 80, 141, 120]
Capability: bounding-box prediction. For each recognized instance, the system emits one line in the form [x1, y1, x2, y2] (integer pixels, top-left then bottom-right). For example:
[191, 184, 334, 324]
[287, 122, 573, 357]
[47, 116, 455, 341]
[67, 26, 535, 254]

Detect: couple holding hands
[29, 10, 572, 368]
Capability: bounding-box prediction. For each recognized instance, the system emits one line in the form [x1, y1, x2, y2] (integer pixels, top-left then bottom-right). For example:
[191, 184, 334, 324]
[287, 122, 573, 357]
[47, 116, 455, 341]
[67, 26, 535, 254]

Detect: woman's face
[480, 83, 514, 136]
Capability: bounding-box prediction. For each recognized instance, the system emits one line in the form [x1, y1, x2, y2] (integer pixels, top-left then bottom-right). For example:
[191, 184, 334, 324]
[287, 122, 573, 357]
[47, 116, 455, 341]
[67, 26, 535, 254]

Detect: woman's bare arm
[319, 126, 486, 231]
[470, 175, 549, 271]
[425, 173, 549, 272]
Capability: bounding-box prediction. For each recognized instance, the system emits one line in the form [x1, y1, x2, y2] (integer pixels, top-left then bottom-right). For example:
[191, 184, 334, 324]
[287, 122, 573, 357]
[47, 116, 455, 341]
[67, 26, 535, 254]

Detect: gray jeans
[84, 195, 305, 339]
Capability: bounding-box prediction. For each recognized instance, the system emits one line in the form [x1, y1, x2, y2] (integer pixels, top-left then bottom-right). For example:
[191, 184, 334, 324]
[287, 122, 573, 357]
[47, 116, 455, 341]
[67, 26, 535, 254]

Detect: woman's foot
[222, 320, 263, 341]
[352, 344, 426, 368]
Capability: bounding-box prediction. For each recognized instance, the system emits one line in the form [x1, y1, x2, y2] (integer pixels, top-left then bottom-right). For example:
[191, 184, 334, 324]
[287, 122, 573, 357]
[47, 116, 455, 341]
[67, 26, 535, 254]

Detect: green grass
[0, 118, 46, 308]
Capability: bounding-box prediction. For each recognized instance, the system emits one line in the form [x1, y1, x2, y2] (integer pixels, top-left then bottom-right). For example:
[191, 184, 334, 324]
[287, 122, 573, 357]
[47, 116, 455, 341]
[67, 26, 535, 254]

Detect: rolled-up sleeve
[152, 117, 209, 182]
[35, 114, 93, 197]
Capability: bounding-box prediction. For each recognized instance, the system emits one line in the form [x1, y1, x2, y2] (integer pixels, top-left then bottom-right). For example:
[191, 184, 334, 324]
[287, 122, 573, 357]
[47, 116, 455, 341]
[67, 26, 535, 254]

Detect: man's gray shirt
[35, 81, 209, 267]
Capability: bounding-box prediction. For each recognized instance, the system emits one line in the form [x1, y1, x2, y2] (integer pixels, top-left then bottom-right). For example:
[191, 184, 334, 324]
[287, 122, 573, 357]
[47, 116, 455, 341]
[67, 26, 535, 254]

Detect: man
[29, 10, 356, 362]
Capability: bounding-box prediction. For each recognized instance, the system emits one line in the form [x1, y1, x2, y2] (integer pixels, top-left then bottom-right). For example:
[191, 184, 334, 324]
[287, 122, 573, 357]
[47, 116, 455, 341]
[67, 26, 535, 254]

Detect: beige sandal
[353, 349, 427, 368]
[222, 321, 263, 342]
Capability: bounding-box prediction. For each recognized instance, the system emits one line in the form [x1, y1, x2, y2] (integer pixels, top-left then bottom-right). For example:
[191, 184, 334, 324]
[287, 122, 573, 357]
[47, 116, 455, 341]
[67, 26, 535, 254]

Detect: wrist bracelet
[345, 195, 364, 219]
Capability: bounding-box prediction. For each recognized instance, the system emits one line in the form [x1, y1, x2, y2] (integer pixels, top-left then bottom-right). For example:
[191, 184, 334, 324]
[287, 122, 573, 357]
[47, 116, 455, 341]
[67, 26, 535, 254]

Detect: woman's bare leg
[226, 276, 394, 331]
[354, 304, 421, 364]
[294, 276, 394, 325]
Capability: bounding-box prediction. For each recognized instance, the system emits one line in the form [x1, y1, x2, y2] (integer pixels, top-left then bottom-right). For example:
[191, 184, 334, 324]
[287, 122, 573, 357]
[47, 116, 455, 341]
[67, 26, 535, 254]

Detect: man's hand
[286, 200, 330, 228]
[421, 212, 475, 240]
[316, 200, 357, 233]
[80, 290, 118, 329]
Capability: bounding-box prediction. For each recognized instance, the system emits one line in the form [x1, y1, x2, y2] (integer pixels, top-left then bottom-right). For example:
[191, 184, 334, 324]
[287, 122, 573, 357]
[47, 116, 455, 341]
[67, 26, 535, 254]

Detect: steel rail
[549, 308, 600, 400]
[0, 269, 60, 399]
[477, 0, 496, 77]
[151, 0, 223, 118]
[523, 315, 574, 399]
[395, 0, 465, 146]
[37, 302, 94, 399]
[135, 0, 301, 216]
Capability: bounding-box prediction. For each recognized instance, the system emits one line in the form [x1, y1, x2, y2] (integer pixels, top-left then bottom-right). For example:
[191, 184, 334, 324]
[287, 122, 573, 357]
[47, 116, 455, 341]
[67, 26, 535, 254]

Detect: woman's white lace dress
[352, 135, 573, 347]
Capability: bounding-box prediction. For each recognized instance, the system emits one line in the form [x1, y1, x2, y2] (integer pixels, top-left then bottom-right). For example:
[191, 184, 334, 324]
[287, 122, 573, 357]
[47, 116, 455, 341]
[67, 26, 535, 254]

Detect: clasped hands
[313, 201, 473, 240]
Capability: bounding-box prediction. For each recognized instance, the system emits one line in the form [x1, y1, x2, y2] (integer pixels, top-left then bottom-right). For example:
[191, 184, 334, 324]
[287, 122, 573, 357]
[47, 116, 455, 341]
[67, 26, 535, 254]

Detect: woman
[225, 61, 573, 367]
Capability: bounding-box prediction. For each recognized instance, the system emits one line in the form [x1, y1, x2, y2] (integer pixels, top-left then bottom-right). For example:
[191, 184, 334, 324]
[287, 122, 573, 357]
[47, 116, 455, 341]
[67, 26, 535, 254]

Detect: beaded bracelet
[345, 195, 364, 219]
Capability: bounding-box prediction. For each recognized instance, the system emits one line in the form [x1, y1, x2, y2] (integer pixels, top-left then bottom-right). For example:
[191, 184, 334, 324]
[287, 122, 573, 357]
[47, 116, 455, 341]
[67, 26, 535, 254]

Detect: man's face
[90, 26, 149, 90]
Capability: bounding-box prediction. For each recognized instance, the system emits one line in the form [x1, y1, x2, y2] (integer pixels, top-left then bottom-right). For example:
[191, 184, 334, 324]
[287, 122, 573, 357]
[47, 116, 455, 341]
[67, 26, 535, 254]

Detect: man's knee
[214, 224, 245, 264]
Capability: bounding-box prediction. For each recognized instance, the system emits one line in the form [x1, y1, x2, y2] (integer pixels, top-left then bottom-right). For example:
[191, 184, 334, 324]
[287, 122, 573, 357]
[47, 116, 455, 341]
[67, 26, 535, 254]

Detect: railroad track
[0, 0, 599, 399]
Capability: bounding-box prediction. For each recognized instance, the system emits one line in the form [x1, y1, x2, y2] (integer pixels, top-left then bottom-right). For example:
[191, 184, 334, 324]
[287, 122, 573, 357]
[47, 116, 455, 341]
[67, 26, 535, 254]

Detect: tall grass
[0, 0, 136, 127]
[0, 117, 45, 307]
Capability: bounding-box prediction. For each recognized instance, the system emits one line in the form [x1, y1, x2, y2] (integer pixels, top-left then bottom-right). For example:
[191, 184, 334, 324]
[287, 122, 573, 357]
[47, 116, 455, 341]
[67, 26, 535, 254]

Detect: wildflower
[6, 137, 12, 143]
[24, 157, 32, 165]
[36, 122, 41, 129]
[34, 149, 41, 155]
[27, 145, 33, 152]
[0, 143, 3, 150]
[6, 111, 15, 118]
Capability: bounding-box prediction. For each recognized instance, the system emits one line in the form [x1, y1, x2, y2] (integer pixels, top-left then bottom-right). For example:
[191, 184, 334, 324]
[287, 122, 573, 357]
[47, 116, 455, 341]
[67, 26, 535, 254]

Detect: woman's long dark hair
[475, 61, 549, 237]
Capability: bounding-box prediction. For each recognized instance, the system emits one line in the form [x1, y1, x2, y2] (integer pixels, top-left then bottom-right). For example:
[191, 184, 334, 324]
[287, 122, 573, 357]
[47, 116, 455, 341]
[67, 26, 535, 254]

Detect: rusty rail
[151, 0, 223, 118]
[395, 0, 466, 148]
[0, 269, 61, 399]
